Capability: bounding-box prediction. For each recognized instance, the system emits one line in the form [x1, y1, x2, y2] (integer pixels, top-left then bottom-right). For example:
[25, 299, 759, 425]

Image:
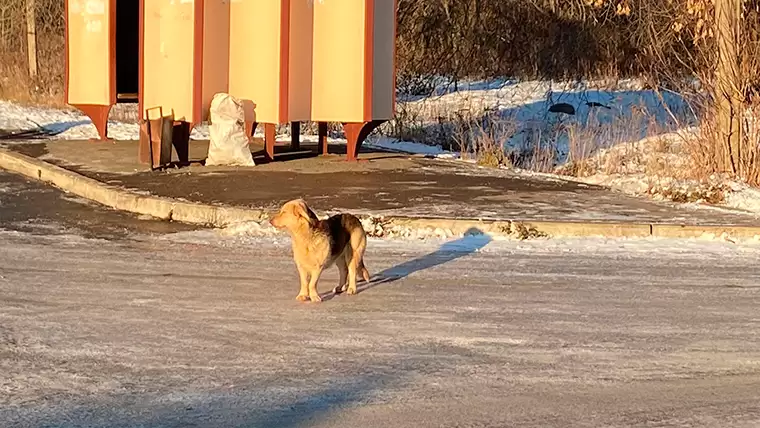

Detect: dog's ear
[293, 200, 319, 226]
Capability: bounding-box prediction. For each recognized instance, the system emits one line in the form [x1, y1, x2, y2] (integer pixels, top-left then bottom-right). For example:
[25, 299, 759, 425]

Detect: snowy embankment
[1, 78, 690, 149]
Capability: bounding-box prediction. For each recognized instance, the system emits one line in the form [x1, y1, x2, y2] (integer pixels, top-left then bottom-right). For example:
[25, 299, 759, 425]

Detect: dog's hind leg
[334, 258, 349, 294]
[347, 237, 368, 295]
[347, 249, 366, 295]
[359, 260, 370, 283]
[346, 261, 358, 295]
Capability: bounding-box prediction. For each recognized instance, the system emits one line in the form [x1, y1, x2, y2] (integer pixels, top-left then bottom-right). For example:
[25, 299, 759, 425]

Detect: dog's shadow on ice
[358, 227, 491, 294]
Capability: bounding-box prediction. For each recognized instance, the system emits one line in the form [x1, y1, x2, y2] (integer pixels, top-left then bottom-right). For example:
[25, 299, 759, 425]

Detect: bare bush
[658, 0, 760, 185]
[396, 0, 706, 90]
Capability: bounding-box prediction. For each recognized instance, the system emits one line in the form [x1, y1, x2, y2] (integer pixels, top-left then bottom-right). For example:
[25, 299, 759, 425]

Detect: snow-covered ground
[0, 78, 690, 148]
[3, 224, 760, 427]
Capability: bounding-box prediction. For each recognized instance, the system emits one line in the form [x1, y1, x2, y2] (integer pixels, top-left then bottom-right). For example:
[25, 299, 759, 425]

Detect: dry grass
[0, 56, 65, 106]
[684, 97, 760, 186]
[645, 181, 728, 204]
[0, 0, 65, 106]
[383, 103, 464, 151]
[497, 222, 547, 240]
[455, 110, 516, 168]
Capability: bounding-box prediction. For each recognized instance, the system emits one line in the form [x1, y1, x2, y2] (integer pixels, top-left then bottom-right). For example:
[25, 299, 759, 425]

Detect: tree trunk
[25, 0, 37, 80]
[714, 0, 743, 174]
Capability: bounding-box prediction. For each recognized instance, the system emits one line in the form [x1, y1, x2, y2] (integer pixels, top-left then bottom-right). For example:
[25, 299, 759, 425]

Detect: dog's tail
[360, 260, 370, 283]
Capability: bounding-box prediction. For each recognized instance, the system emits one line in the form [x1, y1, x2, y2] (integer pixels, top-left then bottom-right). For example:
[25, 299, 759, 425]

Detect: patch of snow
[274, 133, 345, 145]
[157, 223, 760, 255]
[0, 100, 82, 130]
[220, 220, 279, 237]
[156, 223, 285, 248]
[724, 183, 760, 214]
[366, 136, 450, 157]
[0, 100, 210, 141]
[155, 213, 760, 250]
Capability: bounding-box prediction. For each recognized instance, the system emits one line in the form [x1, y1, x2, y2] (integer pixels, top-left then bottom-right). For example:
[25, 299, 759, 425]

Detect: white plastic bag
[206, 93, 255, 167]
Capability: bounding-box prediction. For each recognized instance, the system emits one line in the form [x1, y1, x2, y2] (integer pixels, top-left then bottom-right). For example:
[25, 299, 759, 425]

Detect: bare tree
[25, 0, 38, 79]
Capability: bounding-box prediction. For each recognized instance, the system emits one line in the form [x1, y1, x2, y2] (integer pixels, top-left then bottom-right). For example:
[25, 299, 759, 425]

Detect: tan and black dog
[270, 199, 371, 302]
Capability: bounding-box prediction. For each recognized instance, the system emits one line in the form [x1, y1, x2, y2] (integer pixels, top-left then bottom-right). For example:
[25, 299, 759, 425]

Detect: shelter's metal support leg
[72, 104, 112, 141]
[264, 123, 276, 162]
[342, 120, 386, 161]
[245, 121, 258, 138]
[318, 122, 329, 155]
[291, 122, 300, 150]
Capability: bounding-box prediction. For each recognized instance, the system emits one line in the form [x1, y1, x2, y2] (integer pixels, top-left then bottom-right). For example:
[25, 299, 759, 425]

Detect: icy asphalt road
[2, 171, 760, 427]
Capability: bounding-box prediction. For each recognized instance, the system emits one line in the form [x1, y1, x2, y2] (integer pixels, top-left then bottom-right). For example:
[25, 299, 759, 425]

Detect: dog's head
[270, 199, 318, 231]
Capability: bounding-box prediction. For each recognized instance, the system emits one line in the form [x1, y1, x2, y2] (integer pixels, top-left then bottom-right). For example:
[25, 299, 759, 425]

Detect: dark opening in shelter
[115, 0, 139, 102]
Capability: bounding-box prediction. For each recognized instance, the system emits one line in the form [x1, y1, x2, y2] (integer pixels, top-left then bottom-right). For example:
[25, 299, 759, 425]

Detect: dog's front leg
[307, 268, 324, 303]
[296, 264, 310, 302]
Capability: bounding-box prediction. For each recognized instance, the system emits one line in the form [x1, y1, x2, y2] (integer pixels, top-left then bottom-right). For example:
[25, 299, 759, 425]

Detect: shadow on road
[247, 374, 397, 428]
[5, 371, 406, 428]
[359, 227, 492, 293]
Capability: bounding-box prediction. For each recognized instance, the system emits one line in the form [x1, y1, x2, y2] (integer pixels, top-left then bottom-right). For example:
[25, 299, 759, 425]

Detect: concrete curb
[0, 149, 268, 227]
[2, 148, 760, 240]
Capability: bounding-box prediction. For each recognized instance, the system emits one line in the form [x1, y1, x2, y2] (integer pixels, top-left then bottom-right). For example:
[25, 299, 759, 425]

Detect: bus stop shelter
[65, 0, 397, 165]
